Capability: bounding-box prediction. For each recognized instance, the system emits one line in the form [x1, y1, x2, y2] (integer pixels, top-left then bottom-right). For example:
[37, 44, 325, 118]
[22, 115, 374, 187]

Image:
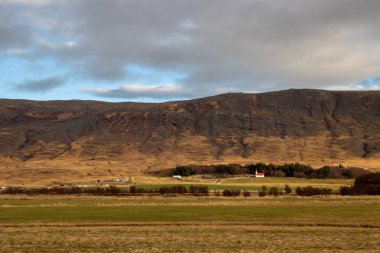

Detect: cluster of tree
[171, 164, 244, 176]
[129, 185, 209, 196]
[0, 186, 124, 196]
[215, 189, 251, 197]
[295, 186, 333, 196]
[340, 172, 380, 195]
[258, 185, 292, 197]
[222, 189, 241, 197]
[189, 185, 209, 195]
[171, 163, 368, 179]
[158, 185, 188, 194]
[129, 186, 156, 194]
[171, 166, 196, 177]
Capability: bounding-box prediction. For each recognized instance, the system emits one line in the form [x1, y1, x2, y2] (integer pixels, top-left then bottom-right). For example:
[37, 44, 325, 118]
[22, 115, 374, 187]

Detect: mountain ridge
[1, 89, 380, 184]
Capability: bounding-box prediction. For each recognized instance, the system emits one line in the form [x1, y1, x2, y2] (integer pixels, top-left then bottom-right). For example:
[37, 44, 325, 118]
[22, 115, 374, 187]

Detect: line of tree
[295, 186, 333, 196]
[171, 163, 369, 179]
[0, 185, 209, 196]
[129, 185, 209, 196]
[0, 186, 123, 196]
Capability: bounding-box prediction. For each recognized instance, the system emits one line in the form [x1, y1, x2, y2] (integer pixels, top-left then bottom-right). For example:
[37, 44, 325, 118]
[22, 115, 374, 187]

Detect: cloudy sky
[1, 0, 380, 102]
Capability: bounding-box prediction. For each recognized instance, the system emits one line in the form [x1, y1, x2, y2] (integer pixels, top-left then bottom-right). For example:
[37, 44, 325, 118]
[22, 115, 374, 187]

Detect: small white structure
[113, 178, 129, 183]
[255, 169, 265, 178]
[172, 175, 182, 180]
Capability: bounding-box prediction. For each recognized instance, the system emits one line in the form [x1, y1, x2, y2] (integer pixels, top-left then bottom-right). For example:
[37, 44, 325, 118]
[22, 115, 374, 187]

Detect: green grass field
[0, 178, 379, 252]
[0, 198, 379, 225]
[133, 176, 353, 191]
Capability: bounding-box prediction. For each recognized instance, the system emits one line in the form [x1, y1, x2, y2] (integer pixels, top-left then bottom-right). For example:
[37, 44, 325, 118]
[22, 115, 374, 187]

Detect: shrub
[284, 184, 292, 194]
[339, 172, 380, 196]
[339, 186, 355, 195]
[107, 186, 121, 195]
[233, 189, 241, 196]
[128, 186, 149, 194]
[269, 187, 279, 196]
[189, 185, 209, 196]
[158, 185, 188, 195]
[173, 185, 187, 194]
[354, 172, 380, 185]
[258, 185, 268, 197]
[222, 189, 241, 197]
[243, 190, 251, 197]
[295, 186, 332, 196]
[129, 185, 136, 194]
[352, 172, 380, 195]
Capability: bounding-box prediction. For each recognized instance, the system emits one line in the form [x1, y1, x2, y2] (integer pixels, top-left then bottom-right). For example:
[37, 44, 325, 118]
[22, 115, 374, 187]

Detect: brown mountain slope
[1, 89, 380, 184]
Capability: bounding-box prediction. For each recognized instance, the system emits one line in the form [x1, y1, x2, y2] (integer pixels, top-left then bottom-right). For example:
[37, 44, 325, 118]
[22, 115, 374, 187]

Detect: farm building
[113, 178, 129, 183]
[255, 169, 265, 178]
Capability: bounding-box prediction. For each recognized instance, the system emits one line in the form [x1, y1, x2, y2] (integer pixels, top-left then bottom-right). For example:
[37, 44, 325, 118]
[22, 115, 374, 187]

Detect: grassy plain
[0, 195, 379, 252]
[132, 176, 354, 191]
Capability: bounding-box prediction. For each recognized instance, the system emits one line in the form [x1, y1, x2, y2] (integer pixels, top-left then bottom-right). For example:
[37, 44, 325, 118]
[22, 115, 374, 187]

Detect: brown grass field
[0, 193, 379, 252]
[1, 224, 379, 253]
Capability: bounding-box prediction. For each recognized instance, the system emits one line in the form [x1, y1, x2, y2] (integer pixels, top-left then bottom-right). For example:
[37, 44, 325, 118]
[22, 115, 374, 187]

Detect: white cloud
[324, 84, 366, 91]
[2, 0, 55, 6]
[2, 48, 32, 56]
[121, 83, 182, 93]
[179, 20, 198, 29]
[82, 83, 191, 99]
[367, 84, 380, 90]
[35, 37, 78, 50]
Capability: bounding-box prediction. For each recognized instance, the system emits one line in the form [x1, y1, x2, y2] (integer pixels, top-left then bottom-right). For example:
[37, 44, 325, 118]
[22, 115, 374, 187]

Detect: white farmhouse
[255, 169, 265, 178]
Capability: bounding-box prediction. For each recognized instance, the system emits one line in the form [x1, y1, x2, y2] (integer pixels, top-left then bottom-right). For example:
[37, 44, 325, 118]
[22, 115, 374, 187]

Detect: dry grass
[1, 224, 379, 253]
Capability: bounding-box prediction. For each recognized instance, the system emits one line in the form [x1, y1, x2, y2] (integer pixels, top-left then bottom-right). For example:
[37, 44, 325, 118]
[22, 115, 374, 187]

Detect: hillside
[1, 89, 380, 184]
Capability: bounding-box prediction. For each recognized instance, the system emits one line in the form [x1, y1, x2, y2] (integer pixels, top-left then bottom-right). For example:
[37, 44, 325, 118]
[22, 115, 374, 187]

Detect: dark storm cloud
[0, 4, 32, 49]
[14, 77, 65, 92]
[2, 0, 380, 99]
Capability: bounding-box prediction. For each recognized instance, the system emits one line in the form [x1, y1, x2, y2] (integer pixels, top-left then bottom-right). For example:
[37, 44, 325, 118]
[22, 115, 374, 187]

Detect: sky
[1, 0, 380, 102]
